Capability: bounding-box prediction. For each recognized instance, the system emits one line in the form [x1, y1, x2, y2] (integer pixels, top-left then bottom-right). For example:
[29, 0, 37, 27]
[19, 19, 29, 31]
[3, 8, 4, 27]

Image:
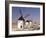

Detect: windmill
[25, 13, 33, 29]
[17, 8, 30, 30]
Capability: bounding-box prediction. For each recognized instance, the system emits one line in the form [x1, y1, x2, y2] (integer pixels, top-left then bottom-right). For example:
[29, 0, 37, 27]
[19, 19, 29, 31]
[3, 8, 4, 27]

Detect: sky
[12, 7, 40, 24]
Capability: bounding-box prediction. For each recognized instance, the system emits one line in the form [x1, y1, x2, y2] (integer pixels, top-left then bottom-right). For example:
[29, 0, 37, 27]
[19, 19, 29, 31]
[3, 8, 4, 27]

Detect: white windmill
[17, 9, 25, 30]
[25, 14, 33, 29]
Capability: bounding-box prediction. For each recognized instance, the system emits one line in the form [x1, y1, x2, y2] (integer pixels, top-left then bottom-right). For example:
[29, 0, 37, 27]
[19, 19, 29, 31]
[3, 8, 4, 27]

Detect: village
[12, 9, 40, 31]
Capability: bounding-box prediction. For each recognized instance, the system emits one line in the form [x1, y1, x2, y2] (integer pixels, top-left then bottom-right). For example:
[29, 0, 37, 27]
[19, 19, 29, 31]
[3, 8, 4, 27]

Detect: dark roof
[26, 20, 32, 22]
[26, 20, 29, 22]
[18, 16, 25, 21]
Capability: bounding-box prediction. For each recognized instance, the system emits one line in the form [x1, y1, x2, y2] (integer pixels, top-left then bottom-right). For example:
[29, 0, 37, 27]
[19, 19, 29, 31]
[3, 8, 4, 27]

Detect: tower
[17, 9, 25, 30]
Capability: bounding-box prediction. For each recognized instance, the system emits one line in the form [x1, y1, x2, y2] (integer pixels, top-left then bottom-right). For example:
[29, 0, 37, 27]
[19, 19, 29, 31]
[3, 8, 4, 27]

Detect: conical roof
[26, 20, 32, 22]
[26, 20, 29, 22]
[18, 16, 25, 21]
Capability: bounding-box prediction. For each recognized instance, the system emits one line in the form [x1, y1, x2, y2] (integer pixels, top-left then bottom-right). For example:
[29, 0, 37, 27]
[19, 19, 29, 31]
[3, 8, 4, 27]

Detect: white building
[25, 20, 32, 29]
[18, 16, 25, 30]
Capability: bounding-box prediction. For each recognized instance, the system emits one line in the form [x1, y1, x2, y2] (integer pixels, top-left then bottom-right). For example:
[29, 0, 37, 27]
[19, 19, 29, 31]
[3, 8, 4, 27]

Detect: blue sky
[12, 7, 40, 24]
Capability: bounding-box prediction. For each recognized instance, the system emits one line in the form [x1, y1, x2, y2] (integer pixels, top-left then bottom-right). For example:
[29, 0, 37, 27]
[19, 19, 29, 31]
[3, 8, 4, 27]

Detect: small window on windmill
[20, 25, 22, 28]
[20, 23, 23, 28]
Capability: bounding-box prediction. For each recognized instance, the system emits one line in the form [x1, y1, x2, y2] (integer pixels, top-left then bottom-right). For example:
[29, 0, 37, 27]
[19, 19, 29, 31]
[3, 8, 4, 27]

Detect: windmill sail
[18, 8, 25, 21]
[19, 8, 23, 17]
[24, 14, 30, 18]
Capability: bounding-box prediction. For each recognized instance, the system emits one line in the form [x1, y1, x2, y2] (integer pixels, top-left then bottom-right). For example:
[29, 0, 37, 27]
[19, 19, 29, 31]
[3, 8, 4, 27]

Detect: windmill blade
[24, 14, 30, 18]
[19, 8, 23, 16]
